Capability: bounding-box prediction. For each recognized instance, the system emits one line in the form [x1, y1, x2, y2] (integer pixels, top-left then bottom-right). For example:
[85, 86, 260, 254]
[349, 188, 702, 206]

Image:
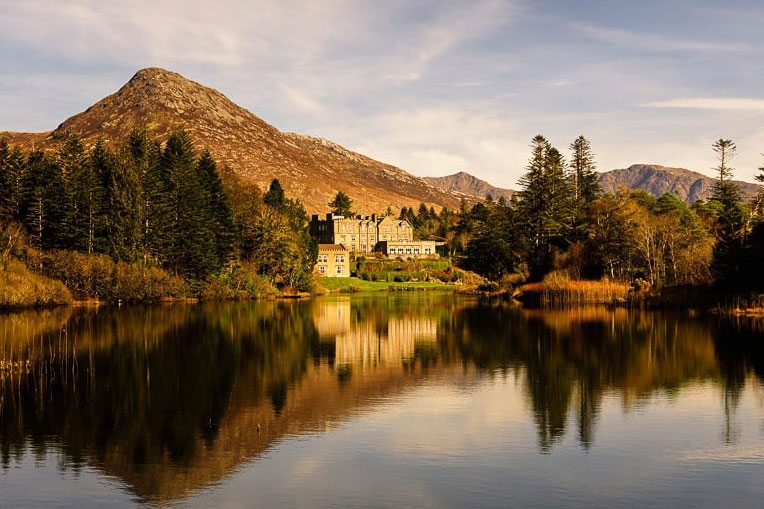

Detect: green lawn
[318, 277, 455, 293]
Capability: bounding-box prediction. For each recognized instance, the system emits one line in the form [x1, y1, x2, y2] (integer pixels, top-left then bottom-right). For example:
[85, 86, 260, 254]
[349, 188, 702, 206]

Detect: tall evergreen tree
[197, 150, 235, 265]
[21, 150, 70, 250]
[568, 136, 601, 240]
[328, 190, 354, 217]
[0, 142, 26, 222]
[264, 179, 287, 210]
[710, 139, 745, 284]
[160, 129, 217, 278]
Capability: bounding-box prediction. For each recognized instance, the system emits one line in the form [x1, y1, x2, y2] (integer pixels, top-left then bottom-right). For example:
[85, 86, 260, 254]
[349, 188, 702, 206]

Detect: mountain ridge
[424, 165, 760, 204]
[0, 67, 464, 213]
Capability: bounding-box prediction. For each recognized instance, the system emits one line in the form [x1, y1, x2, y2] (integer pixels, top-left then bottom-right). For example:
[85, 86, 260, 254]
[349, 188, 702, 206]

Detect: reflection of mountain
[1, 297, 763, 502]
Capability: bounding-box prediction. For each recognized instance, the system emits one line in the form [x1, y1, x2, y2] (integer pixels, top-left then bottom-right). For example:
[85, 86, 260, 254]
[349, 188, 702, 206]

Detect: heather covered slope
[0, 68, 462, 213]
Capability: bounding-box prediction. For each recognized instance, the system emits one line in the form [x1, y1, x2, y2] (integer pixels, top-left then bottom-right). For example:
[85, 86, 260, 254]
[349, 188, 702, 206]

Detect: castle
[311, 213, 442, 262]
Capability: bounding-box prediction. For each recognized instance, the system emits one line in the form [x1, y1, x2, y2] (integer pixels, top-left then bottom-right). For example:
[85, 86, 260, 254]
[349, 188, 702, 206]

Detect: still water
[1, 293, 763, 507]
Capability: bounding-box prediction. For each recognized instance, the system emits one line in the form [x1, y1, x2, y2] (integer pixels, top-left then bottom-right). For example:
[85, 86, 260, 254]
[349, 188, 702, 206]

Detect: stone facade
[376, 240, 440, 258]
[315, 244, 350, 277]
[310, 214, 413, 254]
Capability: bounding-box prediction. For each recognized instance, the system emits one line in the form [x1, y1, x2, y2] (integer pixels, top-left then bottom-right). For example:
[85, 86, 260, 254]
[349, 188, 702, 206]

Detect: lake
[1, 293, 763, 507]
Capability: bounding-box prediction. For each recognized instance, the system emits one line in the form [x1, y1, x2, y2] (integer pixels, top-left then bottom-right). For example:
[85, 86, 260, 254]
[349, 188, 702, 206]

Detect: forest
[1, 129, 763, 308]
[0, 129, 316, 306]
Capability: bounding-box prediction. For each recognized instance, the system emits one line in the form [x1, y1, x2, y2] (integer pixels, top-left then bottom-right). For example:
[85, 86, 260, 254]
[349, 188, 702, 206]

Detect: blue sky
[1, 0, 764, 187]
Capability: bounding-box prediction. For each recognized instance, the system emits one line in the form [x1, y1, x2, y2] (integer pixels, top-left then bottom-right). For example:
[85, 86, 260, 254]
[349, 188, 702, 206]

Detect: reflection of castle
[313, 299, 437, 367]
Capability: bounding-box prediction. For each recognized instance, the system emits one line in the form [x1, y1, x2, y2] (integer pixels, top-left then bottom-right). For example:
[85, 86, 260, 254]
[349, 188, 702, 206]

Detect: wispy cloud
[575, 23, 752, 53]
[646, 97, 764, 111]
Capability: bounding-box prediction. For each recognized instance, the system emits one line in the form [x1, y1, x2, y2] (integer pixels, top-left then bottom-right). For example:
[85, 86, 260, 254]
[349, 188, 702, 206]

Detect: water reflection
[1, 295, 763, 504]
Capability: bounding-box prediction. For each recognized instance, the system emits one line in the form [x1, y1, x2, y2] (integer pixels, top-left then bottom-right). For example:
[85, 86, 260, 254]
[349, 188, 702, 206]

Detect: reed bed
[518, 273, 630, 307]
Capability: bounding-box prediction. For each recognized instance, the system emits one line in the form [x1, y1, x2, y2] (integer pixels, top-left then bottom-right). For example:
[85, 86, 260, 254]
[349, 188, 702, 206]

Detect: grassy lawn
[318, 277, 455, 292]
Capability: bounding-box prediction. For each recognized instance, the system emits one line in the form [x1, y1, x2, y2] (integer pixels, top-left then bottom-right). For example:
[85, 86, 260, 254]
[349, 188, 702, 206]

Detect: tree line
[0, 129, 316, 295]
[390, 135, 764, 290]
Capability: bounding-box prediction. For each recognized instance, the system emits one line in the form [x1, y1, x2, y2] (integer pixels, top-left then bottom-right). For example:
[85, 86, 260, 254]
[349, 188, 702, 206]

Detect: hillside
[599, 164, 760, 203]
[423, 172, 515, 202]
[0, 68, 463, 214]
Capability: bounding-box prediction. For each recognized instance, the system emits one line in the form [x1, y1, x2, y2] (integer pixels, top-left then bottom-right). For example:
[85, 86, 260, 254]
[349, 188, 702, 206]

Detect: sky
[1, 0, 764, 188]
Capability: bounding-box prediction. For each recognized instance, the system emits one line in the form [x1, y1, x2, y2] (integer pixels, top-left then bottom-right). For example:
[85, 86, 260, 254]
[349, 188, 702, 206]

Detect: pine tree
[131, 132, 169, 264]
[21, 150, 70, 250]
[568, 136, 601, 240]
[197, 150, 235, 265]
[517, 135, 551, 279]
[264, 179, 287, 210]
[328, 190, 354, 217]
[0, 142, 26, 222]
[517, 135, 574, 280]
[160, 129, 216, 278]
[710, 139, 745, 284]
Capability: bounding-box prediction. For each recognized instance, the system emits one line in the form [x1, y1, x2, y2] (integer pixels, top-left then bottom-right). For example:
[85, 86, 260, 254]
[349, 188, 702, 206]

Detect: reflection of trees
[433, 305, 764, 452]
[1, 296, 763, 500]
[0, 301, 320, 487]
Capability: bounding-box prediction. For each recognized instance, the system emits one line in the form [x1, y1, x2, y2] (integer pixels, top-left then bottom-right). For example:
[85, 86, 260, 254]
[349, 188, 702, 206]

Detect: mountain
[427, 166, 761, 205]
[0, 68, 463, 214]
[423, 172, 515, 202]
[599, 164, 760, 203]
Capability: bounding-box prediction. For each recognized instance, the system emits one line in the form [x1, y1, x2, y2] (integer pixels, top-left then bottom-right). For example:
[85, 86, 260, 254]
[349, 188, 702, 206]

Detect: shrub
[0, 258, 73, 308]
[202, 262, 277, 300]
[38, 250, 187, 302]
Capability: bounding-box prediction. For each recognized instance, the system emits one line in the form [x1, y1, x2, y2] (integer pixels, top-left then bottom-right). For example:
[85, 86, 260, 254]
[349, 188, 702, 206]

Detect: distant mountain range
[2, 68, 759, 211]
[427, 165, 760, 205]
[598, 164, 760, 203]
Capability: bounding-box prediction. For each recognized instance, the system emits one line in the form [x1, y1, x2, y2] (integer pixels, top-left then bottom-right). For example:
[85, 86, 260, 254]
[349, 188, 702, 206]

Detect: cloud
[645, 97, 764, 111]
[575, 23, 752, 53]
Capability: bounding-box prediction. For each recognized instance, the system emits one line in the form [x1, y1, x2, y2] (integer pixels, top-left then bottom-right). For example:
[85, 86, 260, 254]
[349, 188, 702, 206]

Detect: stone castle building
[310, 213, 443, 260]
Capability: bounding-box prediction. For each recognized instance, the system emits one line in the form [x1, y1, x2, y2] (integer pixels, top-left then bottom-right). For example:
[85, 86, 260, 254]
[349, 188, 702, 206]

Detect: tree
[68, 139, 104, 253]
[568, 136, 601, 240]
[517, 135, 573, 280]
[328, 190, 354, 217]
[21, 150, 70, 250]
[197, 151, 235, 266]
[710, 139, 745, 284]
[0, 142, 26, 222]
[160, 129, 217, 278]
[264, 179, 287, 210]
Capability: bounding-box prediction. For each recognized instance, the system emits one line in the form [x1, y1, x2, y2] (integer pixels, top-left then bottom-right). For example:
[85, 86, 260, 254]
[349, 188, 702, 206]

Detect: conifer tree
[568, 135, 601, 240]
[0, 142, 26, 222]
[21, 150, 70, 250]
[328, 190, 354, 217]
[160, 129, 216, 278]
[131, 132, 169, 264]
[197, 150, 235, 265]
[710, 139, 745, 284]
[264, 179, 287, 210]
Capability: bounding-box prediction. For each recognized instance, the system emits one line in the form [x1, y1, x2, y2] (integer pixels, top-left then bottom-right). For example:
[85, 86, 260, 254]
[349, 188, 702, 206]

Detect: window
[425, 247, 431, 254]
[336, 265, 343, 274]
[370, 236, 375, 242]
[406, 248, 412, 254]
[318, 265, 326, 274]
[414, 248, 420, 254]
[335, 255, 345, 263]
[318, 254, 328, 263]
